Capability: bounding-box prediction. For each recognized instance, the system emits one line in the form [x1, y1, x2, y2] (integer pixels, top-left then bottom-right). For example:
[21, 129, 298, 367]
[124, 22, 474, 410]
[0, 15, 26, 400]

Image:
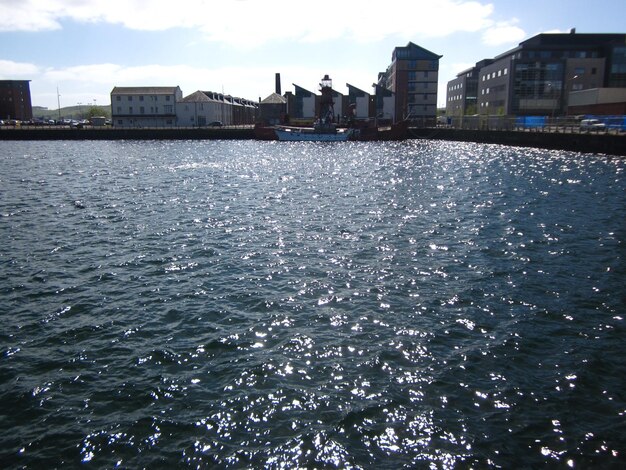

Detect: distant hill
[33, 104, 111, 120]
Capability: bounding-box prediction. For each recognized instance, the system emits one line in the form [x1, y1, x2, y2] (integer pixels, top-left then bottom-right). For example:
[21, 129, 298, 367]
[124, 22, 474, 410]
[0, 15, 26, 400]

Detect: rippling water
[1, 140, 625, 468]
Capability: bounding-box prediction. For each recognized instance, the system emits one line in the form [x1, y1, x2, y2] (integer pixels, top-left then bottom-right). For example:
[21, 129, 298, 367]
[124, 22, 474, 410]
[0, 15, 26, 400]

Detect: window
[166, 95, 171, 101]
[575, 67, 585, 75]
[164, 105, 173, 113]
[117, 120, 123, 125]
[504, 68, 508, 75]
[116, 96, 121, 101]
[140, 106, 145, 114]
[423, 71, 428, 78]
[139, 96, 144, 101]
[498, 70, 502, 77]
[591, 67, 597, 75]
[117, 106, 121, 113]
[129, 107, 133, 114]
[128, 96, 132, 101]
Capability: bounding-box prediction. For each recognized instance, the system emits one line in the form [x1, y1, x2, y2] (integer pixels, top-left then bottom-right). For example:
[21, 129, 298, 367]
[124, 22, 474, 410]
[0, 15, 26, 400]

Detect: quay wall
[0, 127, 254, 141]
[408, 128, 626, 156]
[1, 126, 624, 156]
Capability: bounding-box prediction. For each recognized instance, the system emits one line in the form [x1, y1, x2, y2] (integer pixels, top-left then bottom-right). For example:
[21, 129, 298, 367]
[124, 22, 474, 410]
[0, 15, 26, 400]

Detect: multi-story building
[111, 86, 182, 127]
[446, 60, 491, 117]
[378, 42, 442, 124]
[0, 80, 33, 121]
[446, 31, 626, 117]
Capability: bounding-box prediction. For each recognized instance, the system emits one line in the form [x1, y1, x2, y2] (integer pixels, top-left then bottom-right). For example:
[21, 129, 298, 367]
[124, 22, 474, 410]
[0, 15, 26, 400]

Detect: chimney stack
[275, 73, 281, 95]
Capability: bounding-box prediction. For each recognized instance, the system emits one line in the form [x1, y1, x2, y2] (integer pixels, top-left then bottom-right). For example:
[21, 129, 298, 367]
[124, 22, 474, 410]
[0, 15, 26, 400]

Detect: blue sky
[1, 0, 625, 110]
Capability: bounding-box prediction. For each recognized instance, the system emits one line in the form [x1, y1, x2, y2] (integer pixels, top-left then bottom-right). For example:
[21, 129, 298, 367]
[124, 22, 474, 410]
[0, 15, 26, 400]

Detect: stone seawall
[1, 126, 624, 156]
[408, 128, 626, 156]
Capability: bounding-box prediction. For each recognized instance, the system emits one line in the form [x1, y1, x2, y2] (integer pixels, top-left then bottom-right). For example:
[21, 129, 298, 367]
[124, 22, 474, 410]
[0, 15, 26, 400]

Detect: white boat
[274, 125, 356, 142]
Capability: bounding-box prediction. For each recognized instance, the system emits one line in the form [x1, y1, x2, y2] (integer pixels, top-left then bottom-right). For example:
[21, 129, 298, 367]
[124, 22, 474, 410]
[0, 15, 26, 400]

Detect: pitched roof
[394, 42, 442, 60]
[111, 86, 180, 94]
[180, 90, 213, 102]
[261, 92, 287, 104]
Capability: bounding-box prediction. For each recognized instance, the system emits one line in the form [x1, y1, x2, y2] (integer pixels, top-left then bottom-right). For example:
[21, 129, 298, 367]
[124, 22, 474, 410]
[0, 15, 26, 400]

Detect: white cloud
[0, 59, 40, 77]
[1, 0, 496, 45]
[482, 21, 526, 46]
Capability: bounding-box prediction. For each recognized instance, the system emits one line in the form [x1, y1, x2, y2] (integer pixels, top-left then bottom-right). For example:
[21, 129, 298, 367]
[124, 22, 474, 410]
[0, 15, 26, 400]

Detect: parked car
[209, 121, 223, 127]
[580, 119, 606, 131]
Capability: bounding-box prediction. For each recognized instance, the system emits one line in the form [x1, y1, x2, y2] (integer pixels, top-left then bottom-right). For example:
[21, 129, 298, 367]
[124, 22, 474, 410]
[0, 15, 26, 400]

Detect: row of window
[116, 119, 174, 125]
[407, 71, 432, 80]
[115, 105, 174, 114]
[408, 82, 435, 91]
[482, 68, 508, 81]
[114, 95, 172, 102]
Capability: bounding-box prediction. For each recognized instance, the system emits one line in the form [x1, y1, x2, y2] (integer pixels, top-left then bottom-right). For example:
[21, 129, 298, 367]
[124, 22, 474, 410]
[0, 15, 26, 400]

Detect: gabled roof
[261, 92, 287, 104]
[393, 42, 442, 61]
[180, 90, 213, 102]
[111, 86, 181, 95]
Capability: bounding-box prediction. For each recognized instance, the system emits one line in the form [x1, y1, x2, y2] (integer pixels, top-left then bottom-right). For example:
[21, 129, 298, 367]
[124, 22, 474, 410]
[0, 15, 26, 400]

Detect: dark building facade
[0, 80, 33, 121]
[447, 32, 626, 117]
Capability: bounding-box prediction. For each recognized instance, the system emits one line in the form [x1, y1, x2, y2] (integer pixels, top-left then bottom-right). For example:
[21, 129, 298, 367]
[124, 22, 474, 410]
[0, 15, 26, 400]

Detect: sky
[1, 0, 625, 111]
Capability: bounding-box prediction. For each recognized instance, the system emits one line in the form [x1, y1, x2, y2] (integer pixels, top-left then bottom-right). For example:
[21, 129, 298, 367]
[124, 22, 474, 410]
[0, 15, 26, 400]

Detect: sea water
[1, 139, 624, 468]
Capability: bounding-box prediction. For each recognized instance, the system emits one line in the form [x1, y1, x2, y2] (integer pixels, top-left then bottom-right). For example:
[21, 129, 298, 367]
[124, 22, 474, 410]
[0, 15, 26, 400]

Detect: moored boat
[274, 125, 356, 142]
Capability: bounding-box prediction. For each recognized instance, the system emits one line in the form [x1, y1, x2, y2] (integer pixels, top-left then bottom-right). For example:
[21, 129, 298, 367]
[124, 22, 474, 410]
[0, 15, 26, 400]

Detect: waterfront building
[178, 91, 256, 126]
[346, 84, 371, 120]
[377, 42, 442, 124]
[177, 90, 226, 126]
[372, 82, 395, 124]
[287, 85, 317, 123]
[446, 31, 626, 117]
[446, 60, 492, 117]
[0, 80, 33, 121]
[111, 86, 182, 127]
[259, 93, 287, 125]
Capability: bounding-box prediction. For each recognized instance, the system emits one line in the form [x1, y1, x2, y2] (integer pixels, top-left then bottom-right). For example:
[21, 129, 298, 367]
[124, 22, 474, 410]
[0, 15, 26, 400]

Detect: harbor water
[1, 140, 625, 468]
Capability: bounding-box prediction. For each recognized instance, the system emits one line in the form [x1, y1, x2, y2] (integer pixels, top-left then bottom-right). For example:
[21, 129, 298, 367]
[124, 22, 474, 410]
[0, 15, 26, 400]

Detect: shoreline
[1, 126, 624, 156]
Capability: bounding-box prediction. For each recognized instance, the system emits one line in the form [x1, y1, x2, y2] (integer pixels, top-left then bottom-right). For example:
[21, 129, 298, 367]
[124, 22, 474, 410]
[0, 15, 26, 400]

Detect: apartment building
[0, 80, 33, 121]
[446, 32, 626, 117]
[378, 42, 442, 124]
[111, 86, 182, 127]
